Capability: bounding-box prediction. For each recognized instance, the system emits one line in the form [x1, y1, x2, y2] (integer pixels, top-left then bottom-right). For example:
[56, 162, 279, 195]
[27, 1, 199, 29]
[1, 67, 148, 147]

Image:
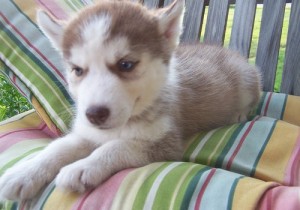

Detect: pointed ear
[37, 10, 65, 51]
[157, 0, 185, 47]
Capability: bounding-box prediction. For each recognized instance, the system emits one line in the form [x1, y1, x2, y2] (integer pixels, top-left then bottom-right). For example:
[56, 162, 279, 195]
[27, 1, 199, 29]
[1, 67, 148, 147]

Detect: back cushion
[0, 0, 90, 134]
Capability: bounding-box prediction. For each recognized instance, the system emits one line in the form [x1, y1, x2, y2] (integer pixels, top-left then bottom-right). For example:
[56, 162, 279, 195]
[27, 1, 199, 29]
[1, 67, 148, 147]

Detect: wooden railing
[142, 0, 300, 95]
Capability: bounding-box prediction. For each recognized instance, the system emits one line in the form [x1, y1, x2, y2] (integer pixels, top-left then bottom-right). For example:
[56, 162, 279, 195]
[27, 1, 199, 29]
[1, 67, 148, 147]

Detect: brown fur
[175, 44, 261, 139]
[63, 1, 171, 63]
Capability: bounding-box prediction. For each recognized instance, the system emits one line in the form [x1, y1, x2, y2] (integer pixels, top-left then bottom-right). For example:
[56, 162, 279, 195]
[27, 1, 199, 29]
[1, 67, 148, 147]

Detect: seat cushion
[0, 93, 300, 209]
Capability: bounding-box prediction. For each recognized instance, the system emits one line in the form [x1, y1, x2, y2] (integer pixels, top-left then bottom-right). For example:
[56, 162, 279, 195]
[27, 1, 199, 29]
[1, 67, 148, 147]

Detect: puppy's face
[37, 0, 184, 129]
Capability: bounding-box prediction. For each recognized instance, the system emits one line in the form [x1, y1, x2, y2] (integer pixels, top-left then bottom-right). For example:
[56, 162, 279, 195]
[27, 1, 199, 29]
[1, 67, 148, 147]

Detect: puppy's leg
[56, 138, 182, 193]
[0, 133, 96, 201]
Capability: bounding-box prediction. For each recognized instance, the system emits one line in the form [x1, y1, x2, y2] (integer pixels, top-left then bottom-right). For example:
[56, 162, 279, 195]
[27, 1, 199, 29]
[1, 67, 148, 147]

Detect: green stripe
[256, 92, 267, 115]
[11, 202, 18, 210]
[180, 166, 210, 210]
[215, 123, 245, 168]
[65, 0, 85, 11]
[0, 146, 45, 175]
[152, 163, 206, 210]
[197, 124, 239, 167]
[40, 184, 56, 210]
[172, 164, 206, 210]
[226, 176, 243, 210]
[250, 120, 277, 177]
[280, 94, 288, 120]
[132, 163, 175, 210]
[183, 132, 207, 162]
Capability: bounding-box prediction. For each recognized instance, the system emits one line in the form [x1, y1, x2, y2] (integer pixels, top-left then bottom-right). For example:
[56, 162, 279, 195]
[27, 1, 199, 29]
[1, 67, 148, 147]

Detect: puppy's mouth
[92, 124, 114, 130]
[87, 117, 127, 131]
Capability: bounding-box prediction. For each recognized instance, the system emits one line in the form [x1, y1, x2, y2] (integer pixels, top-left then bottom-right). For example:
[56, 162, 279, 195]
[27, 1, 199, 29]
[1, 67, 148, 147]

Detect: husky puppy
[0, 0, 261, 200]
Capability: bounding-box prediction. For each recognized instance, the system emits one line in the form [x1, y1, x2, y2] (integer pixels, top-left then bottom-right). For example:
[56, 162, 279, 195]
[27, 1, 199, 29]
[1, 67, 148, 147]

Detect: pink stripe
[265, 187, 273, 209]
[263, 92, 273, 116]
[42, 123, 61, 138]
[226, 117, 260, 170]
[0, 13, 66, 82]
[259, 186, 300, 210]
[284, 131, 300, 185]
[76, 191, 93, 210]
[36, 0, 69, 20]
[0, 129, 51, 152]
[195, 168, 216, 210]
[72, 169, 134, 210]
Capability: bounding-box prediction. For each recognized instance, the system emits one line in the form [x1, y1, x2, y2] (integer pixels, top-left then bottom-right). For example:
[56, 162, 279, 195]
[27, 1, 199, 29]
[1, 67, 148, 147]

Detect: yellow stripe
[207, 124, 237, 165]
[232, 177, 277, 210]
[43, 188, 80, 210]
[14, 0, 38, 23]
[0, 111, 41, 132]
[283, 95, 300, 127]
[32, 96, 60, 134]
[254, 121, 299, 183]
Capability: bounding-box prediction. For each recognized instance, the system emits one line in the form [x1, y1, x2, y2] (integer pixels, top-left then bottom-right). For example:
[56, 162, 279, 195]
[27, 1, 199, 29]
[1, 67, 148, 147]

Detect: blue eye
[117, 60, 137, 72]
[72, 67, 84, 77]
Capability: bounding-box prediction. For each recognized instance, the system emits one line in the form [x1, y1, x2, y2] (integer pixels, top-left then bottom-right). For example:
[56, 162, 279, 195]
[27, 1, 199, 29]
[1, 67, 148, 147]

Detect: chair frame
[142, 0, 300, 96]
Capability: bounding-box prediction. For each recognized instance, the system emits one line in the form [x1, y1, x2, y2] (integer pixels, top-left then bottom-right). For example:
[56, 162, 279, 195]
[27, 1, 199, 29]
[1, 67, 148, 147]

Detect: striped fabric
[185, 92, 300, 185]
[1, 1, 300, 209]
[0, 92, 300, 210]
[0, 110, 54, 210]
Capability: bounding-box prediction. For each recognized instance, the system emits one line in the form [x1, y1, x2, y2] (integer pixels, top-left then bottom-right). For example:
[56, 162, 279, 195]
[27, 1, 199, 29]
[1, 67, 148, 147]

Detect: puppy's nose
[86, 106, 110, 125]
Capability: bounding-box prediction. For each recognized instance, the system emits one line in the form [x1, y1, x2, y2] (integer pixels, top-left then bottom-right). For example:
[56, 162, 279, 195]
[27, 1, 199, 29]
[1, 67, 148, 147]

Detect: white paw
[55, 160, 105, 193]
[0, 161, 50, 201]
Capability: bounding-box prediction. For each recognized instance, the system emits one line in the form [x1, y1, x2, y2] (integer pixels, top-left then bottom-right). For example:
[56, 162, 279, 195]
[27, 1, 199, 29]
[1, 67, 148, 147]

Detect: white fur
[82, 14, 111, 43]
[36, 10, 64, 51]
[157, 0, 185, 47]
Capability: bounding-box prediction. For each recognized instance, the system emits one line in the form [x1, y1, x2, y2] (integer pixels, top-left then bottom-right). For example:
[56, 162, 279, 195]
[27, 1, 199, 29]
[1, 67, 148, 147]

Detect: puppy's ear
[37, 10, 65, 51]
[156, 0, 185, 48]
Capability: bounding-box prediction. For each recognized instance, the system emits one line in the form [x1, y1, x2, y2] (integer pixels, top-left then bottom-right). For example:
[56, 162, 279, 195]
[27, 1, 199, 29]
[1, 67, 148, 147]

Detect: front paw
[55, 161, 105, 193]
[0, 162, 50, 201]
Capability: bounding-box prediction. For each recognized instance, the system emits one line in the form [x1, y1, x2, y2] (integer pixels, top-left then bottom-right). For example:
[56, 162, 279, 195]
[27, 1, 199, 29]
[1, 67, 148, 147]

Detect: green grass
[0, 74, 32, 121]
[200, 5, 291, 92]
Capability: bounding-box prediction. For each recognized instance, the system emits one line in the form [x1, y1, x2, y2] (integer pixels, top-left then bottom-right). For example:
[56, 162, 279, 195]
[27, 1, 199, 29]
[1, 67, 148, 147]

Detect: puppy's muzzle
[86, 106, 110, 126]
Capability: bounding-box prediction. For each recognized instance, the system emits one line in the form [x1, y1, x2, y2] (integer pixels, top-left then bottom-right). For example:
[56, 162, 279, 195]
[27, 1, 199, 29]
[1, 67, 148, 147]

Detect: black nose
[85, 106, 110, 125]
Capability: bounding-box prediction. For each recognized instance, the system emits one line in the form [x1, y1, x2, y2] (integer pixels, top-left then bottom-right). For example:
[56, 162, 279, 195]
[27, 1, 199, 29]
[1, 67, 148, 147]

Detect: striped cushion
[1, 92, 300, 209]
[0, 0, 89, 134]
